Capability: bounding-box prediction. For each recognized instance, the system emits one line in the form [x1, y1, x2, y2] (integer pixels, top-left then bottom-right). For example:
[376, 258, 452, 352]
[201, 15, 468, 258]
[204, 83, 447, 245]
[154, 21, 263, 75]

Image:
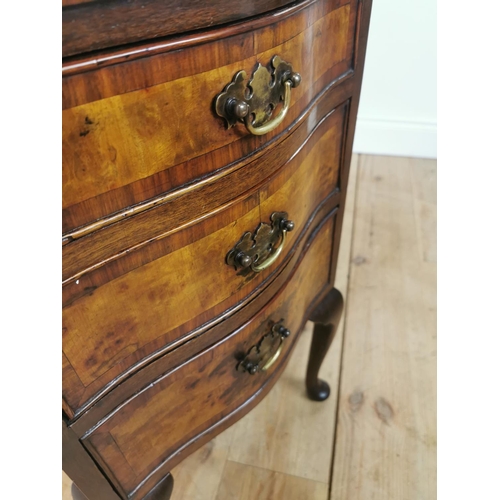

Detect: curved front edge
[62, 0, 358, 233]
[63, 100, 348, 419]
[81, 208, 338, 499]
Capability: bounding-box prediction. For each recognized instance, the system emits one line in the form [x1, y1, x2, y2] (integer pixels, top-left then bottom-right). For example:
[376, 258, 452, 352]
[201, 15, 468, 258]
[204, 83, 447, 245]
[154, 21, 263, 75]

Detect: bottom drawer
[82, 211, 337, 499]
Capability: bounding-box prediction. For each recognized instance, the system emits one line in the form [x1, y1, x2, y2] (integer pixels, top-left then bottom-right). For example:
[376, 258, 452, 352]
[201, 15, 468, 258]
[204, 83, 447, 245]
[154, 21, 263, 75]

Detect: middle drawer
[62, 103, 346, 416]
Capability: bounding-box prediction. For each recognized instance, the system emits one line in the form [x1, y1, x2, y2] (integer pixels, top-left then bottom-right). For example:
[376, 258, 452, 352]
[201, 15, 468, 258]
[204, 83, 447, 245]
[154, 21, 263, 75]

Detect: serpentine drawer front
[82, 216, 336, 499]
[62, 0, 373, 498]
[63, 100, 346, 416]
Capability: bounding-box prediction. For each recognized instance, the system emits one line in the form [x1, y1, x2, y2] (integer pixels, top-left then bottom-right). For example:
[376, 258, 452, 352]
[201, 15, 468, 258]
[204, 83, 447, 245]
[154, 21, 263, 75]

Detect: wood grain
[62, 108, 344, 414]
[64, 153, 436, 499]
[215, 461, 329, 500]
[61, 156, 356, 499]
[330, 155, 437, 500]
[83, 219, 335, 497]
[62, 0, 353, 77]
[62, 155, 437, 498]
[410, 158, 437, 263]
[62, 81, 353, 238]
[62, 0, 300, 58]
[61, 0, 372, 495]
[222, 155, 358, 483]
[68, 212, 339, 432]
[226, 316, 337, 483]
[171, 155, 436, 500]
[62, 421, 120, 499]
[62, 0, 355, 227]
[62, 104, 346, 281]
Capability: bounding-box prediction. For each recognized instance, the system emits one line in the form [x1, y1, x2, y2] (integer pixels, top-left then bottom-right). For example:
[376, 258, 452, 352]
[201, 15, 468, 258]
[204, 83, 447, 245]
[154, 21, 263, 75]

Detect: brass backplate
[226, 211, 288, 274]
[215, 56, 294, 128]
[237, 320, 286, 374]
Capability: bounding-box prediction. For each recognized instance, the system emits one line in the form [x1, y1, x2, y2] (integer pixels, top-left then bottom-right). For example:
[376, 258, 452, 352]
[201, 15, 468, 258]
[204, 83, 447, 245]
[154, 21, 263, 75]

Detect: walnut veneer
[62, 0, 372, 498]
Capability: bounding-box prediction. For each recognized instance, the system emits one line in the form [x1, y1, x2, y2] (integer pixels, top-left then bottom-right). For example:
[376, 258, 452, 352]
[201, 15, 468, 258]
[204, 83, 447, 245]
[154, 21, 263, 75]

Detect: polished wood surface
[83, 220, 335, 498]
[62, 0, 298, 57]
[62, 0, 353, 77]
[62, 101, 346, 280]
[62, 0, 356, 233]
[170, 156, 436, 500]
[62, 106, 345, 415]
[222, 157, 358, 490]
[68, 212, 339, 437]
[62, 421, 120, 500]
[62, 0, 373, 496]
[63, 157, 437, 499]
[62, 154, 359, 499]
[330, 156, 436, 500]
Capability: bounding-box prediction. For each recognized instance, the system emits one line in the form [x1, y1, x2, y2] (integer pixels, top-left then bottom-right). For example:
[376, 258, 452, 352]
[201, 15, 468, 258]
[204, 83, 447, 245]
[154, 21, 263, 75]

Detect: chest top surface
[62, 0, 299, 57]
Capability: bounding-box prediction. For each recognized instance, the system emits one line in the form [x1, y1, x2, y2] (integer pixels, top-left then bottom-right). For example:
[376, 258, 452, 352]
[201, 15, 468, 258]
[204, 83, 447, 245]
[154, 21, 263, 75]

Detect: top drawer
[62, 0, 358, 235]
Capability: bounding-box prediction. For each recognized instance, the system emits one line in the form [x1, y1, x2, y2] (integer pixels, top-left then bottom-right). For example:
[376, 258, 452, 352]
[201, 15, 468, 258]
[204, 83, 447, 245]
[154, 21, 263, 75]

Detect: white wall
[353, 0, 437, 159]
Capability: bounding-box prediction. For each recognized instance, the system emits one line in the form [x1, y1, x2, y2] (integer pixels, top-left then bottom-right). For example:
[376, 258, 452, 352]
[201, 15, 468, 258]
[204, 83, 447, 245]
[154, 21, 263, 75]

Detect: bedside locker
[62, 0, 372, 498]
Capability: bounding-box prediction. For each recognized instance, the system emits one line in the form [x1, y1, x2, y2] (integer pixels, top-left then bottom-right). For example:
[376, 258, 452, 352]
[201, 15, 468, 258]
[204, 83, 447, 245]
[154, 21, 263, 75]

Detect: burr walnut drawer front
[62, 0, 358, 234]
[81, 210, 337, 499]
[62, 101, 347, 418]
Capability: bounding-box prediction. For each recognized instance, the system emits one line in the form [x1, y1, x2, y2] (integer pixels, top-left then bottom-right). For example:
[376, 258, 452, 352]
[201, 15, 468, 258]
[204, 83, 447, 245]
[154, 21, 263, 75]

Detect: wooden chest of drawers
[62, 1, 372, 498]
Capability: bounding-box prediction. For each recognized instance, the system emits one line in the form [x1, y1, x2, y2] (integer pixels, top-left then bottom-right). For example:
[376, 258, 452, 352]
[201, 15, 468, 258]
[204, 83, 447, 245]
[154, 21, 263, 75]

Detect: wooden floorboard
[215, 461, 329, 500]
[63, 154, 436, 500]
[330, 155, 437, 500]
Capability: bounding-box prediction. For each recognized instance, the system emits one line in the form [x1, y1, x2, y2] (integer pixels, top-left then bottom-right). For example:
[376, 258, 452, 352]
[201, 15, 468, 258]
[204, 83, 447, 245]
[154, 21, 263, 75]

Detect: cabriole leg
[306, 287, 344, 401]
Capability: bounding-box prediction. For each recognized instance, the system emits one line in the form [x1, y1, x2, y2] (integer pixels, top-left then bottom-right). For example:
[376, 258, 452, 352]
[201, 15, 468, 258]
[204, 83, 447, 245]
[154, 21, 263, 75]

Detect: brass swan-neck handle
[250, 218, 294, 272]
[226, 212, 295, 273]
[215, 56, 301, 136]
[238, 323, 291, 374]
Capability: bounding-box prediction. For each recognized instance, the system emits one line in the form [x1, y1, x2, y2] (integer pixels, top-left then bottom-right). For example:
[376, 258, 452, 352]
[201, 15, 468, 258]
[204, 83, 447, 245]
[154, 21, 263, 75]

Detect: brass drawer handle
[238, 322, 291, 374]
[215, 55, 301, 136]
[226, 212, 294, 273]
[250, 226, 287, 272]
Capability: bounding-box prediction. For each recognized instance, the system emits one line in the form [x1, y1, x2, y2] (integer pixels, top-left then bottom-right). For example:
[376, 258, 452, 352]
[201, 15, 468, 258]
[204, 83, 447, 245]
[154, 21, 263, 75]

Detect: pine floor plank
[170, 427, 235, 500]
[214, 461, 329, 500]
[410, 158, 437, 263]
[330, 155, 437, 500]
